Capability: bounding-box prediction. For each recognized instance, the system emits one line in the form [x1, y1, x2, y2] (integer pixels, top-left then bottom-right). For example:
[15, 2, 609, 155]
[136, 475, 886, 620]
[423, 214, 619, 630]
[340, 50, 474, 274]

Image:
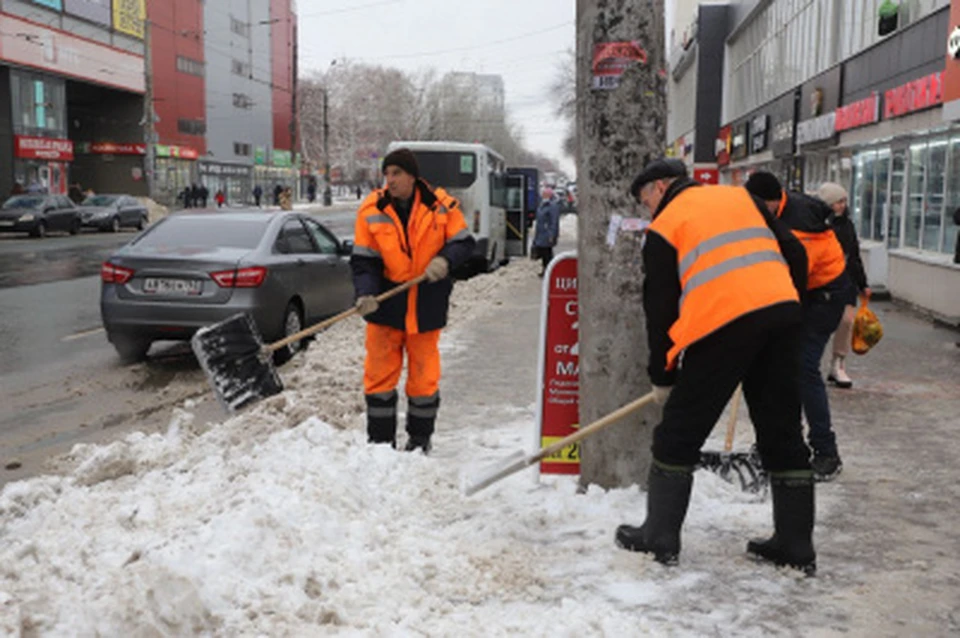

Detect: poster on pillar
[536, 253, 580, 476]
[942, 0, 960, 122]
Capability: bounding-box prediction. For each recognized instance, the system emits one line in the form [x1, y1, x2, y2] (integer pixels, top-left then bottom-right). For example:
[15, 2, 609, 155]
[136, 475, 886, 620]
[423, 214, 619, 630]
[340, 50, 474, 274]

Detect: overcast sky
[297, 0, 577, 175]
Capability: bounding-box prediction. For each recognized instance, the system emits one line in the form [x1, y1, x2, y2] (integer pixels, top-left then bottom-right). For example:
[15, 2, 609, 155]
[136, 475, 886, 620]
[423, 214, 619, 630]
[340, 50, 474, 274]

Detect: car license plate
[0, 221, 14, 227]
[143, 278, 202, 296]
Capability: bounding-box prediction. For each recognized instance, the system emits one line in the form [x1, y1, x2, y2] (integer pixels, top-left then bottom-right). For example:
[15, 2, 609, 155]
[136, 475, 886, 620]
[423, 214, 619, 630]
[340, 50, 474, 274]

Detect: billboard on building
[65, 0, 111, 26]
[112, 0, 144, 39]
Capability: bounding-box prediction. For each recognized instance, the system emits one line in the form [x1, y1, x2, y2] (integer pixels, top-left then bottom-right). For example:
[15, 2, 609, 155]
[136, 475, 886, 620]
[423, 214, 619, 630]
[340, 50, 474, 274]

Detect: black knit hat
[629, 158, 687, 198]
[382, 148, 420, 179]
[744, 171, 783, 201]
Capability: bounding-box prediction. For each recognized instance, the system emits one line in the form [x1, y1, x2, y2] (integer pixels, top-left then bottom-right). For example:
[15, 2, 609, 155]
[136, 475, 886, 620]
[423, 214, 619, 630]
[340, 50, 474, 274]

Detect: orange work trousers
[364, 324, 441, 399]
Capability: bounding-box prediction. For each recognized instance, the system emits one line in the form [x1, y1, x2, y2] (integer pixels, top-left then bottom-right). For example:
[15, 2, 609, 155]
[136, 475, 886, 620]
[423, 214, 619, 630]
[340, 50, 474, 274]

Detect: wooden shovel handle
[532, 392, 657, 464]
[724, 384, 742, 453]
[266, 274, 429, 353]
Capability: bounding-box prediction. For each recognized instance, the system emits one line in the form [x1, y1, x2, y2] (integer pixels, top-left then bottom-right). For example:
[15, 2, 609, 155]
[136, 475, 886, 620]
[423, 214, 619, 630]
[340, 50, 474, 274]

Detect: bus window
[490, 172, 508, 208]
[409, 151, 478, 189]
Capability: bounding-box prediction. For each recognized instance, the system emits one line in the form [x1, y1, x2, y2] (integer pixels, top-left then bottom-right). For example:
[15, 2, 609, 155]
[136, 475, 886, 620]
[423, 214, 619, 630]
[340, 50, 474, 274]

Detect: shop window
[853, 151, 877, 240]
[873, 150, 891, 243]
[888, 150, 906, 249]
[945, 137, 960, 256]
[905, 143, 927, 249]
[923, 139, 948, 252]
[10, 71, 65, 137]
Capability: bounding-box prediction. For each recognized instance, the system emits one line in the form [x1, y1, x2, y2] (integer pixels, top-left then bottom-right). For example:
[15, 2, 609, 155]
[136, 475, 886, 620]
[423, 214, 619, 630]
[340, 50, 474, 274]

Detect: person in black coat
[817, 183, 869, 389]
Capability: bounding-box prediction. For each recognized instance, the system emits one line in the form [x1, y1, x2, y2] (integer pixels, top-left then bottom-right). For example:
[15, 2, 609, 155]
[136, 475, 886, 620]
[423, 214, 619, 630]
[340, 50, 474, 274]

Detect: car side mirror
[339, 240, 354, 256]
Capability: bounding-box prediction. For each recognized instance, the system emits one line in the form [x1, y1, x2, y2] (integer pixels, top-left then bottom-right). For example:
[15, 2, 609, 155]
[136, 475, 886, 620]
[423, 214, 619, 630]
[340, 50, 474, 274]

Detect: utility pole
[142, 18, 155, 200]
[322, 87, 332, 206]
[576, 0, 666, 490]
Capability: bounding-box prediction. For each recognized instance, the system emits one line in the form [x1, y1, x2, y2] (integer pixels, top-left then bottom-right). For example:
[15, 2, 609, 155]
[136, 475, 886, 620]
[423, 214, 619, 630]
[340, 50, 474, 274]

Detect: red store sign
[89, 142, 146, 155]
[536, 254, 580, 475]
[715, 125, 733, 167]
[884, 72, 943, 119]
[15, 135, 74, 161]
[835, 92, 880, 132]
[693, 167, 719, 184]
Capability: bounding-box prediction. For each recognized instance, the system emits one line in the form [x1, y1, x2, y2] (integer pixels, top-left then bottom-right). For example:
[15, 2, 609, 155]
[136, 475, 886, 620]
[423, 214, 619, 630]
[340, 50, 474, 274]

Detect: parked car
[0, 194, 81, 238]
[79, 194, 149, 232]
[100, 211, 355, 364]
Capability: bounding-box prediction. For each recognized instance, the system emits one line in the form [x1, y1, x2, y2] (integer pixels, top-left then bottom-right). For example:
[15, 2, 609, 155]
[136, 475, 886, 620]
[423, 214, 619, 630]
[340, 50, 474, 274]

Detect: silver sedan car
[100, 211, 355, 363]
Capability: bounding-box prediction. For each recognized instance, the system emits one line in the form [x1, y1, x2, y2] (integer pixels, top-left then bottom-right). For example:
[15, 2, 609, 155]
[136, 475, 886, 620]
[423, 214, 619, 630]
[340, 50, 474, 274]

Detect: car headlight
[18, 214, 34, 222]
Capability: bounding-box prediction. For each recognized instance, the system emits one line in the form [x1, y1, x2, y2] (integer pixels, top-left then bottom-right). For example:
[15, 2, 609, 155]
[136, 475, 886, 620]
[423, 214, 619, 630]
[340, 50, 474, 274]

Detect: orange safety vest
[649, 185, 800, 369]
[353, 181, 471, 334]
[776, 192, 847, 290]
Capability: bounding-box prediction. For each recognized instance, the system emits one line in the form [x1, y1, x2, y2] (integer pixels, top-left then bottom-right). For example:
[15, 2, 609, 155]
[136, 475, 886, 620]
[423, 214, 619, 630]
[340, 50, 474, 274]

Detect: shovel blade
[191, 313, 284, 413]
[698, 450, 768, 494]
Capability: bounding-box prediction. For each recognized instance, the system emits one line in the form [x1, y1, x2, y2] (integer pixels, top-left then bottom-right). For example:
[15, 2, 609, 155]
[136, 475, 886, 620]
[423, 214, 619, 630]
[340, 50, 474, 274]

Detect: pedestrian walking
[350, 148, 476, 453]
[356, 184, 363, 200]
[532, 188, 561, 276]
[308, 181, 317, 203]
[191, 184, 201, 209]
[616, 158, 816, 574]
[817, 183, 870, 389]
[200, 184, 210, 208]
[746, 172, 854, 482]
[273, 184, 282, 207]
[253, 184, 263, 208]
[215, 189, 226, 208]
[68, 183, 84, 205]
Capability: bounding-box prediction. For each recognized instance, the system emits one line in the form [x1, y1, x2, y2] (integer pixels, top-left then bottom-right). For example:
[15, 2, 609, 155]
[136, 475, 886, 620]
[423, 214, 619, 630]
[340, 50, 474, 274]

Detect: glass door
[905, 143, 927, 249]
[923, 139, 947, 252]
[888, 149, 906, 249]
[872, 149, 890, 242]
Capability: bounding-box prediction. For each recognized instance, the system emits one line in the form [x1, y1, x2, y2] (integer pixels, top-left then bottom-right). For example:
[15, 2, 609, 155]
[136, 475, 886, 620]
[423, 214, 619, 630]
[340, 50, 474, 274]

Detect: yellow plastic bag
[852, 294, 883, 355]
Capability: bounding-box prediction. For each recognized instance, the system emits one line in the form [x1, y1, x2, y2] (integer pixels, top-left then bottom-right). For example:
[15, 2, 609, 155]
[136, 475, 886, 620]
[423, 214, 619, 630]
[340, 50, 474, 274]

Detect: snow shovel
[192, 274, 428, 413]
[464, 392, 657, 496]
[697, 385, 767, 493]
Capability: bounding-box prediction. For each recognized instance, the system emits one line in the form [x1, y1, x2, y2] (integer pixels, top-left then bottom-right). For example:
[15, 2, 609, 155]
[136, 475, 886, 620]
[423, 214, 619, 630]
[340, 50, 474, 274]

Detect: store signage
[693, 167, 719, 184]
[0, 14, 143, 93]
[155, 145, 199, 160]
[715, 125, 732, 166]
[772, 120, 794, 145]
[884, 72, 943, 119]
[730, 121, 749, 161]
[591, 41, 648, 90]
[80, 142, 146, 155]
[835, 92, 880, 132]
[750, 114, 769, 153]
[273, 149, 293, 168]
[949, 26, 960, 60]
[796, 112, 836, 146]
[536, 254, 580, 476]
[15, 135, 74, 161]
[113, 0, 145, 39]
[199, 162, 251, 177]
[65, 0, 111, 27]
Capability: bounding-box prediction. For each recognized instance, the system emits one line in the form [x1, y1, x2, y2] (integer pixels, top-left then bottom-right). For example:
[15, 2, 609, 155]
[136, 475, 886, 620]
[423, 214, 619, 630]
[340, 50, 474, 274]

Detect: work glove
[425, 256, 450, 283]
[652, 385, 673, 406]
[355, 296, 379, 316]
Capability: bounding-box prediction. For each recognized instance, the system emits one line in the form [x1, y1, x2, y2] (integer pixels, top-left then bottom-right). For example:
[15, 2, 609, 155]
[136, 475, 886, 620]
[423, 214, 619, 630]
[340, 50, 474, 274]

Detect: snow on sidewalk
[1, 224, 835, 636]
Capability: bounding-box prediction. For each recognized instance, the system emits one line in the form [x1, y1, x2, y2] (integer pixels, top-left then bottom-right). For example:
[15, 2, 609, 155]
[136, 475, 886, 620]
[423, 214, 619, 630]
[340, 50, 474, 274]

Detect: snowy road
[0, 203, 359, 485]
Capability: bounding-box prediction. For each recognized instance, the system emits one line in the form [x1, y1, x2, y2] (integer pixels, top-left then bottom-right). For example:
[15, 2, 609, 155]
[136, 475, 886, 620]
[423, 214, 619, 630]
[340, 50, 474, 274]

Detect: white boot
[827, 355, 853, 389]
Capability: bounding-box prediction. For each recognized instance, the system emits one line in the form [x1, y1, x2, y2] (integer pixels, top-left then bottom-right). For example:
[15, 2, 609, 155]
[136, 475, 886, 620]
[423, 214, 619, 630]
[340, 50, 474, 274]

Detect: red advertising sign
[537, 254, 580, 475]
[835, 92, 880, 132]
[87, 142, 147, 155]
[693, 167, 719, 184]
[592, 41, 648, 90]
[715, 125, 732, 167]
[14, 135, 74, 161]
[884, 72, 943, 119]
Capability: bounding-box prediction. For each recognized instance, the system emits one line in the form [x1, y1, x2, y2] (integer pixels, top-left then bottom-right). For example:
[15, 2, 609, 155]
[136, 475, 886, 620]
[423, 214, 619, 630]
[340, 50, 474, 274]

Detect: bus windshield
[410, 151, 478, 189]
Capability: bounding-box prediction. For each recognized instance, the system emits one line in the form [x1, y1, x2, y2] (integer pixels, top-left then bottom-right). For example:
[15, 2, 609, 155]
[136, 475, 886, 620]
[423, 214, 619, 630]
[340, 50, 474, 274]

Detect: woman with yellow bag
[818, 183, 870, 388]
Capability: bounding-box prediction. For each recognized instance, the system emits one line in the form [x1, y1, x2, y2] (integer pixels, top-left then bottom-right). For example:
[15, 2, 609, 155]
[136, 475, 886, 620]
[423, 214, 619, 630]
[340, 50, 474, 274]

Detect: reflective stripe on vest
[649, 185, 799, 369]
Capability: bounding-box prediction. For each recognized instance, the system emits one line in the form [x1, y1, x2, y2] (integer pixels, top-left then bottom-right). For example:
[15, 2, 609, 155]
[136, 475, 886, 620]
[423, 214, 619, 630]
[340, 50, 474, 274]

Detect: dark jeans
[801, 296, 846, 457]
[653, 303, 811, 473]
[536, 246, 554, 272]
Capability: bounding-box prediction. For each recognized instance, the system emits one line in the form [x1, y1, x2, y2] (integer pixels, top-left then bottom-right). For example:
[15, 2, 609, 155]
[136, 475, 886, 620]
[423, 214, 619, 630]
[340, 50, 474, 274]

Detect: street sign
[535, 253, 580, 476]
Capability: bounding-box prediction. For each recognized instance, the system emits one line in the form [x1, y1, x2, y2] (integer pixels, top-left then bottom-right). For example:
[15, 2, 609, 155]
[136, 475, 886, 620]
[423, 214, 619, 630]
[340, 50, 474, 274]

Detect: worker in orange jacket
[745, 172, 854, 482]
[351, 148, 476, 453]
[616, 159, 816, 575]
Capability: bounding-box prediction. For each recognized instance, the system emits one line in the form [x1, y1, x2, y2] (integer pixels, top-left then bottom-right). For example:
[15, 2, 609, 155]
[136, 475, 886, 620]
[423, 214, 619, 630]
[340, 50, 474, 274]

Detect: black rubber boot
[366, 391, 398, 447]
[615, 461, 694, 566]
[747, 470, 817, 576]
[405, 393, 439, 454]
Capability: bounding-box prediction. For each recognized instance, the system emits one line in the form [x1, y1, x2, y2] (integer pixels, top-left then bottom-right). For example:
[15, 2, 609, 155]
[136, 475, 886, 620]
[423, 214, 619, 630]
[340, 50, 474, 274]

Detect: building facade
[0, 0, 298, 206]
[669, 0, 960, 323]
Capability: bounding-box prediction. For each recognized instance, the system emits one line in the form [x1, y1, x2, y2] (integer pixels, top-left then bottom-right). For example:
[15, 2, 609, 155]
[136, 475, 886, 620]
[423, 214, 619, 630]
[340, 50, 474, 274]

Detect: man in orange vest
[745, 172, 854, 482]
[351, 149, 476, 453]
[616, 159, 816, 575]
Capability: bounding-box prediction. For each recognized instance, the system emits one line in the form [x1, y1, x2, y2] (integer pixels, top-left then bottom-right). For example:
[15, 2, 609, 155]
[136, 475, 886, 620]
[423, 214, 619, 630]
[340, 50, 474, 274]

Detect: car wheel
[69, 218, 81, 235]
[136, 215, 147, 231]
[273, 300, 304, 366]
[110, 333, 151, 364]
[110, 217, 120, 233]
[31, 221, 47, 239]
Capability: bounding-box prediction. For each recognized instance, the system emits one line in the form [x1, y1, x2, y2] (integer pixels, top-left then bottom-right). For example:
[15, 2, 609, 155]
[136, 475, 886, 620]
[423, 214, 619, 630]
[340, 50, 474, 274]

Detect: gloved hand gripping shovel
[192, 274, 428, 413]
[464, 392, 657, 496]
[697, 385, 768, 493]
